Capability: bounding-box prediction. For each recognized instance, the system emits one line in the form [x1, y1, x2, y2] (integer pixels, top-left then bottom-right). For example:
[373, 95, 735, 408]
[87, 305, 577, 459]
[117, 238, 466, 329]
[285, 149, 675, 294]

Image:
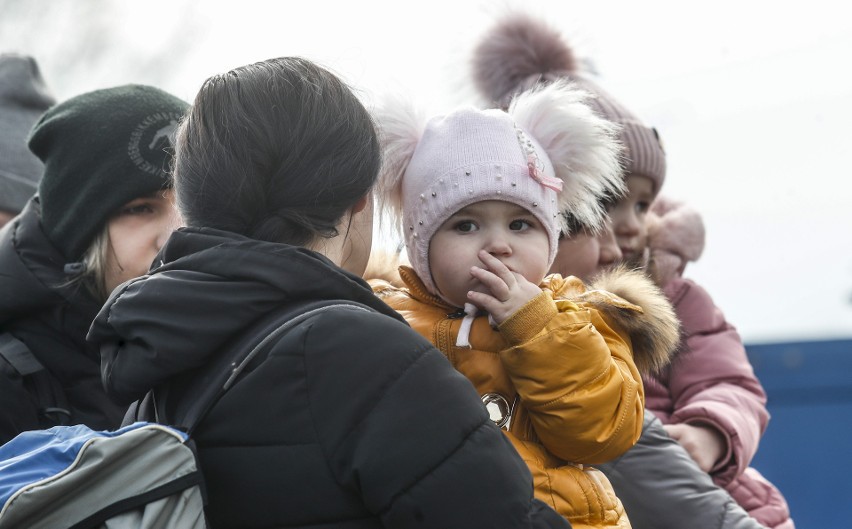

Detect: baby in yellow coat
[370, 81, 680, 528]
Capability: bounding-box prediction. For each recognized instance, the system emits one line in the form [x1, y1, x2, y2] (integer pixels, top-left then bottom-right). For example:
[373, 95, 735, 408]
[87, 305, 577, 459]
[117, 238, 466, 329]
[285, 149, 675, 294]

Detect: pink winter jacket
[644, 197, 794, 529]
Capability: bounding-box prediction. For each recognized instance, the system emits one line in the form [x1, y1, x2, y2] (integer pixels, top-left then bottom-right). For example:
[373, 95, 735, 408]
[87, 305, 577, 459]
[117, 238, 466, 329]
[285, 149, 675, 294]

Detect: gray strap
[0, 333, 45, 376]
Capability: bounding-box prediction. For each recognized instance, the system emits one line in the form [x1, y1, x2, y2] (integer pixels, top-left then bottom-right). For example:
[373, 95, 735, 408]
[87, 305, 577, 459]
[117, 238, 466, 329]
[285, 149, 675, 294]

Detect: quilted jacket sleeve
[663, 278, 768, 486]
[303, 309, 570, 529]
[498, 292, 643, 465]
[598, 410, 768, 529]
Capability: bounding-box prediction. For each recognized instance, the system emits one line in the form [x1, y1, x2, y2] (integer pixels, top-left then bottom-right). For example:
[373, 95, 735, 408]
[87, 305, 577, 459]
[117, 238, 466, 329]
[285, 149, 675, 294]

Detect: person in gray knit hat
[0, 84, 188, 444]
[0, 53, 55, 227]
[471, 14, 666, 199]
[472, 12, 667, 268]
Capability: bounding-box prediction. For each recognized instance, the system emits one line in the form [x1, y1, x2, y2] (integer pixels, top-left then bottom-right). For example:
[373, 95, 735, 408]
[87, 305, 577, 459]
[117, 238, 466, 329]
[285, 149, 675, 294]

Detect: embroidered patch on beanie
[127, 113, 182, 176]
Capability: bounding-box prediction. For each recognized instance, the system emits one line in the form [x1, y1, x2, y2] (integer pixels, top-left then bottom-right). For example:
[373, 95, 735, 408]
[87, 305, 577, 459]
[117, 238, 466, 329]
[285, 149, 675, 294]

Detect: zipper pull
[446, 309, 466, 319]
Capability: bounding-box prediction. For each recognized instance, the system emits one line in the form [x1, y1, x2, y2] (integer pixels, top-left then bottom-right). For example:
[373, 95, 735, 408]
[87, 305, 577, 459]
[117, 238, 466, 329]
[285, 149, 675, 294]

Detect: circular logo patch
[481, 392, 513, 429]
[127, 112, 182, 176]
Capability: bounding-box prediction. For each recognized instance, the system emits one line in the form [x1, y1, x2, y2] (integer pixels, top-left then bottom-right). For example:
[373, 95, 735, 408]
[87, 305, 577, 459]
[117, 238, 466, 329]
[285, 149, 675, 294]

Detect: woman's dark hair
[173, 57, 380, 246]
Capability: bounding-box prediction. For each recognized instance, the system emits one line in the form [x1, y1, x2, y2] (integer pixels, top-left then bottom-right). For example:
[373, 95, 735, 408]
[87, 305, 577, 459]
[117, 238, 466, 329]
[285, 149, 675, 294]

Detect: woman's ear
[351, 194, 370, 214]
[339, 194, 374, 277]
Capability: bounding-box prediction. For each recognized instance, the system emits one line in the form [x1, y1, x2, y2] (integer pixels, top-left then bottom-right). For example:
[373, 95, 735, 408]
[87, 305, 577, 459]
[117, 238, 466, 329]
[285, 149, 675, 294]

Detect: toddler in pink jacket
[643, 197, 792, 528]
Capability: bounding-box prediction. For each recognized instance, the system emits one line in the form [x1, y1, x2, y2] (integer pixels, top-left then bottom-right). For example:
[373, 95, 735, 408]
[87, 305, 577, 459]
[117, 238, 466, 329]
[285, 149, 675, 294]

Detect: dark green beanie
[27, 84, 189, 261]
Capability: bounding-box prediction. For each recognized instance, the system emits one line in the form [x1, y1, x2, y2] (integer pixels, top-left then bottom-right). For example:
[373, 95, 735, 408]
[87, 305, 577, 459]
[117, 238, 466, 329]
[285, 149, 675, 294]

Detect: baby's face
[428, 200, 550, 308]
[608, 173, 655, 266]
[549, 219, 621, 281]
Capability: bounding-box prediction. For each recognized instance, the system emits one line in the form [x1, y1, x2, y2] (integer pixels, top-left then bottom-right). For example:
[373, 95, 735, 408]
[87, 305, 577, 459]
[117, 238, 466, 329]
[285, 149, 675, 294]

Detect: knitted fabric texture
[0, 54, 54, 213]
[402, 108, 561, 297]
[28, 84, 189, 261]
[578, 76, 666, 195]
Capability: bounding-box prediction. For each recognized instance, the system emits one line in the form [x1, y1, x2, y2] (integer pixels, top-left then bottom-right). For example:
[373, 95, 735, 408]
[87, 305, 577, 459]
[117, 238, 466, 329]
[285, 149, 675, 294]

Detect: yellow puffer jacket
[372, 266, 680, 529]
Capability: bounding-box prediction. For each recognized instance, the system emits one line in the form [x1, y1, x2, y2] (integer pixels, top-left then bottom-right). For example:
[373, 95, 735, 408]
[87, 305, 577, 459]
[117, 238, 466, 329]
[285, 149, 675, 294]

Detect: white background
[3, 0, 851, 343]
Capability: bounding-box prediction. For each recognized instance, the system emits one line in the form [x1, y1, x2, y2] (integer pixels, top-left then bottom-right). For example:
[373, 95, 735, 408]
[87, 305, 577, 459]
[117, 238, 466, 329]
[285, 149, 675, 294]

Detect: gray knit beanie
[471, 13, 667, 197]
[0, 54, 55, 214]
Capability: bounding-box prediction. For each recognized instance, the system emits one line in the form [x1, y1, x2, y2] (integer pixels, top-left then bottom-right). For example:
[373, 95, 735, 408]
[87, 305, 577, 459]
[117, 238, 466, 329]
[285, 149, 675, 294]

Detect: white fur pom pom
[372, 95, 426, 235]
[509, 80, 625, 233]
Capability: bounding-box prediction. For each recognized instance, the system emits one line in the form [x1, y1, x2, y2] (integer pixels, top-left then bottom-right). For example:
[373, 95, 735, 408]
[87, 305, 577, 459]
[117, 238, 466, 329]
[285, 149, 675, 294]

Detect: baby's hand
[664, 423, 726, 473]
[467, 250, 541, 325]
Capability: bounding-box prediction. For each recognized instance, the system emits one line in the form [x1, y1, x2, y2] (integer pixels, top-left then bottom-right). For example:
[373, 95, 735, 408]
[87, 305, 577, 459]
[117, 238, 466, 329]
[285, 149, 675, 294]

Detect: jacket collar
[398, 265, 457, 311]
[0, 198, 104, 375]
[89, 227, 405, 402]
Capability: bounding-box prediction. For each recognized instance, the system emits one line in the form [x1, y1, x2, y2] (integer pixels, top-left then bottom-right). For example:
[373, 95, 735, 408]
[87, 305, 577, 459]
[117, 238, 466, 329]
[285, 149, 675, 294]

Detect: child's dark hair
[173, 56, 380, 246]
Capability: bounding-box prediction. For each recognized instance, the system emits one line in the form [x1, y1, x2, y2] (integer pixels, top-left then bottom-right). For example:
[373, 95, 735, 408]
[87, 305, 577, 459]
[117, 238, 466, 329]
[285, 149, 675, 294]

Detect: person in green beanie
[0, 84, 188, 444]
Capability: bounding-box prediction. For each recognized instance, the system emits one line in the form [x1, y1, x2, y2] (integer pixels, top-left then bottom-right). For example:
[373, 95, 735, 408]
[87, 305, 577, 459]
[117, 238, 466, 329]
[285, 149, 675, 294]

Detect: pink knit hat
[375, 81, 624, 298]
[471, 13, 667, 197]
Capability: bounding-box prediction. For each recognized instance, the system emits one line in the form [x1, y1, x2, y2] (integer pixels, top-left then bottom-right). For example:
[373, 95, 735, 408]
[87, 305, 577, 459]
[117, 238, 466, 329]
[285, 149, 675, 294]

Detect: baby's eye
[454, 220, 477, 233]
[635, 201, 651, 215]
[509, 219, 532, 231]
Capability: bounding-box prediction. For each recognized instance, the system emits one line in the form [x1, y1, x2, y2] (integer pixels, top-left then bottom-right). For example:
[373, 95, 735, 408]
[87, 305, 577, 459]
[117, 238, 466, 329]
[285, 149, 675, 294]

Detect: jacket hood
[0, 198, 111, 408]
[88, 227, 404, 403]
[584, 265, 681, 374]
[0, 199, 98, 322]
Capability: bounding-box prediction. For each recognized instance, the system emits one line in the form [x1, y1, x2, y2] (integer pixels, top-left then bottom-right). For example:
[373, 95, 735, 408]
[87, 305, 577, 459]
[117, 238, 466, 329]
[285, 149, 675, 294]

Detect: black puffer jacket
[88, 227, 569, 529]
[0, 199, 125, 444]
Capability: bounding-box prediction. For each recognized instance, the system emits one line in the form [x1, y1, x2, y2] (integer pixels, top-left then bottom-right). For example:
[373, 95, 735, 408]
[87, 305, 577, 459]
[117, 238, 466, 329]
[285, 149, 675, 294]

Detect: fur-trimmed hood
[571, 266, 680, 374]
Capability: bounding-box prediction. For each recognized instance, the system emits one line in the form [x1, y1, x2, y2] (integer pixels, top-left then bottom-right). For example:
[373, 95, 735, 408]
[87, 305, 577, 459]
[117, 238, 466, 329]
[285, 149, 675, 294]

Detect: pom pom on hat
[471, 12, 667, 198]
[472, 12, 577, 106]
[647, 196, 705, 284]
[373, 93, 427, 231]
[374, 81, 624, 300]
[510, 80, 624, 231]
[0, 54, 55, 215]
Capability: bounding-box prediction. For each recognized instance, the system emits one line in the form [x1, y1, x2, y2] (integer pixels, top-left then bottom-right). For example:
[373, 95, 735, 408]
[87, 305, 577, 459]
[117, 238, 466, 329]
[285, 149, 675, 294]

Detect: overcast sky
[3, 0, 851, 343]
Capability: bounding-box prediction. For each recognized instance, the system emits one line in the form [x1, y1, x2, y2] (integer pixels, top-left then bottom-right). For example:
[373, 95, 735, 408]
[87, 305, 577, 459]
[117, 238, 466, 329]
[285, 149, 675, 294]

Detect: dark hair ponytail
[173, 57, 380, 246]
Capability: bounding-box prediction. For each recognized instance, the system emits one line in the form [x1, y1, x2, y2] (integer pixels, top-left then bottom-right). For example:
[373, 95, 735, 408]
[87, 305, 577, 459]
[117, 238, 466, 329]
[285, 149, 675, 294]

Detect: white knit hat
[375, 80, 625, 298]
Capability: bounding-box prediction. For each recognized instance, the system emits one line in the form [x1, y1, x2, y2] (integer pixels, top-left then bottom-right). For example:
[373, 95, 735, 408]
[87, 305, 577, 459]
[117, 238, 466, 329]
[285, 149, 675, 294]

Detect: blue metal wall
[746, 339, 852, 529]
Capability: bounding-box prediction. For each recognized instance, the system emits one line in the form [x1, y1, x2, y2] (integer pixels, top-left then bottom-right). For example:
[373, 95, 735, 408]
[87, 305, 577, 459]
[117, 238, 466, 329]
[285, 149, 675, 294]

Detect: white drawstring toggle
[455, 303, 479, 348]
